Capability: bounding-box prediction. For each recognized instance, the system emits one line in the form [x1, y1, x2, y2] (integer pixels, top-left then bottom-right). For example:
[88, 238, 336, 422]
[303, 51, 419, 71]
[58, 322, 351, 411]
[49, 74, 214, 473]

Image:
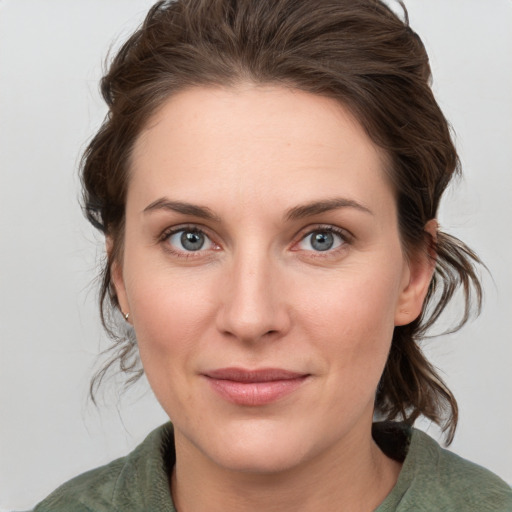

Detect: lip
[202, 367, 310, 406]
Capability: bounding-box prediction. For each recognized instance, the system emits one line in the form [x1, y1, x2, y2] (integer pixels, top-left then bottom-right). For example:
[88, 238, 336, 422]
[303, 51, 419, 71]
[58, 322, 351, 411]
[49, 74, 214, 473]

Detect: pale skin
[111, 84, 436, 512]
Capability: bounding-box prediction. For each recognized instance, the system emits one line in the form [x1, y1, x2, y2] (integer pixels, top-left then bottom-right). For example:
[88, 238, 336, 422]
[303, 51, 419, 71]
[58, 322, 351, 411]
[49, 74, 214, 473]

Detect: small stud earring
[123, 312, 130, 321]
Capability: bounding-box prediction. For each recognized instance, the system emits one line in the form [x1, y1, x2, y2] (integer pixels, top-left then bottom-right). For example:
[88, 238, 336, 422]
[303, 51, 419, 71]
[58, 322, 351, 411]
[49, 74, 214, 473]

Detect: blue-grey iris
[181, 231, 205, 251]
[310, 231, 334, 251]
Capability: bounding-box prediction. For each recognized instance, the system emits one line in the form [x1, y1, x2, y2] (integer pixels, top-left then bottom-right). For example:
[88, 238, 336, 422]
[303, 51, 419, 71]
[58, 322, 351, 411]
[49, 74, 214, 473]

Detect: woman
[32, 0, 512, 510]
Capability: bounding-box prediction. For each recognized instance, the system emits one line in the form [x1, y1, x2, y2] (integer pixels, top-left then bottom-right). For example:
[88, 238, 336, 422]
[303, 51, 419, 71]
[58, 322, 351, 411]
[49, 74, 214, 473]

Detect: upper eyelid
[294, 224, 353, 242]
[159, 223, 213, 240]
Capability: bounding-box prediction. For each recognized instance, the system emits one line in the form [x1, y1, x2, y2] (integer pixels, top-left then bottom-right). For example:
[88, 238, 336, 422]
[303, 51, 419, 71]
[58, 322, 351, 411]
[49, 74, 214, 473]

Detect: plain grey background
[1, 0, 511, 509]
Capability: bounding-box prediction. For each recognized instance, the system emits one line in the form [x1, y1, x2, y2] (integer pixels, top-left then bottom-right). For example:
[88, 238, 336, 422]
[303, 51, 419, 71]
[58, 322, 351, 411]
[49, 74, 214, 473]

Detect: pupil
[181, 231, 204, 251]
[311, 232, 333, 251]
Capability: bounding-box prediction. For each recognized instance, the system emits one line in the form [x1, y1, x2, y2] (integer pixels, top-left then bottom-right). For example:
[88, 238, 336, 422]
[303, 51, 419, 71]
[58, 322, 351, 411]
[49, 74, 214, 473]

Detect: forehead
[129, 84, 393, 214]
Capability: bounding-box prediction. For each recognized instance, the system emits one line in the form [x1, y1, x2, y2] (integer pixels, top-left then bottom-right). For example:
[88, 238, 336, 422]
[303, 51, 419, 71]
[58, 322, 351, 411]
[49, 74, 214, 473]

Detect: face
[113, 84, 432, 474]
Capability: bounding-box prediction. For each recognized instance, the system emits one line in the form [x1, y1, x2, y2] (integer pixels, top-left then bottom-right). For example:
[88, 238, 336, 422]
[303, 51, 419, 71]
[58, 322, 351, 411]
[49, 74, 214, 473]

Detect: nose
[216, 247, 291, 343]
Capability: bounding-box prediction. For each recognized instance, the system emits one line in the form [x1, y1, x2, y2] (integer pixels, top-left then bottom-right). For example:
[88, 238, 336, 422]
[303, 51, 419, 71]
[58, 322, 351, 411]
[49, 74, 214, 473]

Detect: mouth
[202, 367, 310, 406]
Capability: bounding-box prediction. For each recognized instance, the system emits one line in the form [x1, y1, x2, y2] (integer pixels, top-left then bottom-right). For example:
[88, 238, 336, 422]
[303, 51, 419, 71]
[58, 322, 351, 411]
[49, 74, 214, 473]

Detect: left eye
[297, 229, 345, 252]
[167, 229, 214, 252]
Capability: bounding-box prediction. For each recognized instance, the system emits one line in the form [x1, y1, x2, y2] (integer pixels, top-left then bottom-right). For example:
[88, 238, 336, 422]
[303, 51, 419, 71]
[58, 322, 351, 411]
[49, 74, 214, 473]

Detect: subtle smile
[202, 368, 310, 406]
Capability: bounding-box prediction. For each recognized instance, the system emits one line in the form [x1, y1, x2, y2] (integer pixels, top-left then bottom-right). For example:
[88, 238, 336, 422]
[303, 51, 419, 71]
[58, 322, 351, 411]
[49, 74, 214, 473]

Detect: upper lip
[203, 367, 309, 382]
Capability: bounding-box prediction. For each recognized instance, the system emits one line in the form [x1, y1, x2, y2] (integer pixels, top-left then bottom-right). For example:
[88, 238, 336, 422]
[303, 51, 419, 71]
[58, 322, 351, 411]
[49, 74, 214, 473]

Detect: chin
[213, 440, 308, 475]
[192, 417, 322, 475]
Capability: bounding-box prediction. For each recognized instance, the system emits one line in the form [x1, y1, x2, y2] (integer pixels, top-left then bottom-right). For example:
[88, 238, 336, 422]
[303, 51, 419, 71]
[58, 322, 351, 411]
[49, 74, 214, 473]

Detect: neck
[171, 422, 401, 512]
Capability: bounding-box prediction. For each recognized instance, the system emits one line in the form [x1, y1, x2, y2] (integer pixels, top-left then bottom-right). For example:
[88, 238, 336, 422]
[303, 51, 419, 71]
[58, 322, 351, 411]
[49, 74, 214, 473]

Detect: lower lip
[205, 376, 309, 406]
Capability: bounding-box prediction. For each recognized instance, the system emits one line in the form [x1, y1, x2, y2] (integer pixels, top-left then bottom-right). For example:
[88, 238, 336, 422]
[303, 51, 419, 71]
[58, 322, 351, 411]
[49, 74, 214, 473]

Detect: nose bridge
[217, 242, 288, 342]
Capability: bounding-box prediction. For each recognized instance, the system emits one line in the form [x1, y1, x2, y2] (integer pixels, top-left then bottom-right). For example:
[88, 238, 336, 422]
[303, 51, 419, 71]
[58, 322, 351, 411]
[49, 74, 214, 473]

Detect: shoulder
[32, 423, 175, 512]
[374, 422, 512, 512]
[401, 427, 512, 511]
[33, 456, 126, 512]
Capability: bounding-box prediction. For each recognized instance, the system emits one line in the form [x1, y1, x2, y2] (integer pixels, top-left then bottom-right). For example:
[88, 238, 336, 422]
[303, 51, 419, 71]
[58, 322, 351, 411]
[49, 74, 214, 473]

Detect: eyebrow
[143, 196, 372, 222]
[285, 198, 373, 221]
[143, 198, 221, 222]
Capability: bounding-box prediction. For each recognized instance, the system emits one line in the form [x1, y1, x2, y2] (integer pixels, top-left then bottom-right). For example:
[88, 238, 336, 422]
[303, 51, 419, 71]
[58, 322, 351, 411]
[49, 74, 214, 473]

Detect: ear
[394, 219, 437, 326]
[107, 237, 130, 318]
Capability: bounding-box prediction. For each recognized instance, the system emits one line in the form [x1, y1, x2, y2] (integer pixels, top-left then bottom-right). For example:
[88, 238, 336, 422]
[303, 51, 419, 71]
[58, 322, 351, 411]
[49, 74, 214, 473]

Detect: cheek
[125, 269, 221, 422]
[124, 261, 217, 376]
[294, 265, 401, 373]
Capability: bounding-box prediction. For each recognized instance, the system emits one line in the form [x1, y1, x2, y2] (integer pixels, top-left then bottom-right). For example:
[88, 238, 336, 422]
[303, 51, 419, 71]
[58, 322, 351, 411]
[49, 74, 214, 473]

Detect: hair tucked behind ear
[378, 232, 483, 444]
[83, 0, 484, 443]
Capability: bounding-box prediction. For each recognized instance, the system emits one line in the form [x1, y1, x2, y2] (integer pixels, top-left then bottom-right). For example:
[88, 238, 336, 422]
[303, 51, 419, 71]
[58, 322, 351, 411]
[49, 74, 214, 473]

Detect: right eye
[165, 228, 216, 253]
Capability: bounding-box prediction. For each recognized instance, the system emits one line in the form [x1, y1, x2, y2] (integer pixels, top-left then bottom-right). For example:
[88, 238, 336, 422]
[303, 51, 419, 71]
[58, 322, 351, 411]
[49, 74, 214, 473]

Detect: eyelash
[158, 224, 219, 259]
[292, 225, 351, 257]
[158, 224, 352, 259]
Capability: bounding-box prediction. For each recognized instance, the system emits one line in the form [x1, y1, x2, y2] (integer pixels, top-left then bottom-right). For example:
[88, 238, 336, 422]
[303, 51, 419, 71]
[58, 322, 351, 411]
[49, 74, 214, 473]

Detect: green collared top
[33, 422, 512, 511]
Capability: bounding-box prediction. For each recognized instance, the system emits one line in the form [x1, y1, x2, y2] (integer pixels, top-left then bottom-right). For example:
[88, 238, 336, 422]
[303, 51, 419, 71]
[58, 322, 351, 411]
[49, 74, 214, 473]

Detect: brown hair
[83, 0, 482, 443]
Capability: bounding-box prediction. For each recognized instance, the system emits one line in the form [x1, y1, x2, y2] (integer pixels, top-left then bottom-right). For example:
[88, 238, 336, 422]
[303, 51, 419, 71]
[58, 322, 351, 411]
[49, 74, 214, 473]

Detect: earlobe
[394, 219, 438, 326]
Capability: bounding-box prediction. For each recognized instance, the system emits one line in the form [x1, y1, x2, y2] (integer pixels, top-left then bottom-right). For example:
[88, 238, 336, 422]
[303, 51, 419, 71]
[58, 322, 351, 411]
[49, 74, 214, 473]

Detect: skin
[112, 84, 435, 512]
